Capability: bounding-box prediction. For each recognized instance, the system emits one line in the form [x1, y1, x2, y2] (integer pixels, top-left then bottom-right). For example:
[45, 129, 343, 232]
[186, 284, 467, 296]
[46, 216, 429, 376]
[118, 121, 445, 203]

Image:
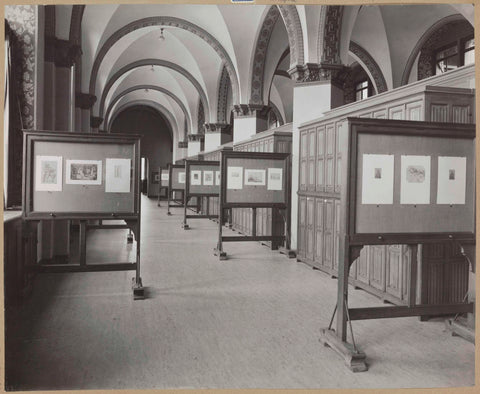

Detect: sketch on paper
[35, 155, 63, 191]
[401, 156, 430, 204]
[244, 169, 266, 186]
[161, 173, 169, 181]
[203, 171, 214, 186]
[179, 172, 186, 184]
[361, 154, 394, 204]
[437, 156, 467, 204]
[66, 160, 102, 185]
[105, 158, 131, 193]
[267, 168, 283, 190]
[191, 170, 202, 185]
[227, 166, 243, 189]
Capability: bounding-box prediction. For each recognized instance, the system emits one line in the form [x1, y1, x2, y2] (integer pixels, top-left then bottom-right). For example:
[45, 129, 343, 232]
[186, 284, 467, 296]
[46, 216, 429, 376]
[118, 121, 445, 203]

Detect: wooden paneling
[297, 85, 474, 306]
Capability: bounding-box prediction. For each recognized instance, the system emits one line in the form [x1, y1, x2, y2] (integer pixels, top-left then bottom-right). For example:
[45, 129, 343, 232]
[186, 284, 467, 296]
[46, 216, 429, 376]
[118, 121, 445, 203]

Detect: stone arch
[89, 16, 240, 104]
[108, 100, 176, 140]
[98, 59, 209, 122]
[269, 101, 284, 126]
[401, 14, 467, 86]
[318, 5, 344, 64]
[249, 6, 280, 105]
[104, 85, 191, 136]
[69, 5, 85, 44]
[216, 64, 231, 123]
[349, 41, 388, 94]
[277, 5, 304, 68]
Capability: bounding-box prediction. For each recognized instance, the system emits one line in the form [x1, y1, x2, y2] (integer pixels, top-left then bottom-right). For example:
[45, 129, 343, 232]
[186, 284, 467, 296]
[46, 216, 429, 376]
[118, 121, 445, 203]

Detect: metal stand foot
[127, 233, 134, 243]
[182, 223, 190, 230]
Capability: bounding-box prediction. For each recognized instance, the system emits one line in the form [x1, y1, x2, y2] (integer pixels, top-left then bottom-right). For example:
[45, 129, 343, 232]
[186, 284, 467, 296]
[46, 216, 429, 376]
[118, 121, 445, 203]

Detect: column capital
[233, 104, 270, 118]
[288, 63, 348, 85]
[178, 141, 188, 149]
[75, 92, 97, 110]
[204, 123, 231, 134]
[187, 134, 204, 142]
[90, 116, 103, 128]
[45, 36, 82, 68]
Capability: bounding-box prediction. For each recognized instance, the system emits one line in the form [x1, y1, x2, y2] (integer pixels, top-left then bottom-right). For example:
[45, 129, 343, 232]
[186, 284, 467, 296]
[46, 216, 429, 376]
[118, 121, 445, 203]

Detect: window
[463, 37, 475, 65]
[355, 80, 369, 101]
[435, 37, 474, 75]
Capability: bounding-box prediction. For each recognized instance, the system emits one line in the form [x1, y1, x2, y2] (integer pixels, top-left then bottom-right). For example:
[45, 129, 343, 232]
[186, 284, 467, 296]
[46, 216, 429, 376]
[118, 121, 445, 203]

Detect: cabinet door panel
[369, 245, 386, 291]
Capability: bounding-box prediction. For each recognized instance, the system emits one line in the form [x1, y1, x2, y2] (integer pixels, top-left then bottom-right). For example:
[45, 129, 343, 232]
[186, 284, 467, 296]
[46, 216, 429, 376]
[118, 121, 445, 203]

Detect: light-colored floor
[5, 196, 475, 390]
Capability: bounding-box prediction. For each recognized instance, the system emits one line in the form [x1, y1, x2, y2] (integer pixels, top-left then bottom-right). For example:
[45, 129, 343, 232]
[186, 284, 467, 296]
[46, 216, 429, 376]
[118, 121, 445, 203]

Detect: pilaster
[204, 123, 231, 152]
[232, 104, 270, 144]
[187, 133, 204, 157]
[76, 92, 96, 132]
[288, 62, 346, 250]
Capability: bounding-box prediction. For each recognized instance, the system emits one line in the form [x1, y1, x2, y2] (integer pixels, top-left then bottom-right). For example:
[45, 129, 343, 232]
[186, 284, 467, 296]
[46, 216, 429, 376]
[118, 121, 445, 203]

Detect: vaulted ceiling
[52, 3, 473, 146]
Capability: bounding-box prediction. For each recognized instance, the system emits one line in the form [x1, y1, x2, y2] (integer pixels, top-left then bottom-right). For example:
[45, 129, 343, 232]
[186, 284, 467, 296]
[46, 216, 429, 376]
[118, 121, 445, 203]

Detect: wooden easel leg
[130, 223, 144, 300]
[319, 241, 367, 372]
[182, 196, 190, 229]
[213, 208, 227, 260]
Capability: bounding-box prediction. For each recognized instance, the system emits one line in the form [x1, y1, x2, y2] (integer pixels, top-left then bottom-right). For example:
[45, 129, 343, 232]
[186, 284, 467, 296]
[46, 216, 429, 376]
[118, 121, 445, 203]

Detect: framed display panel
[185, 160, 220, 196]
[348, 118, 475, 244]
[156, 167, 169, 207]
[160, 168, 169, 187]
[221, 151, 289, 208]
[320, 118, 475, 372]
[23, 131, 140, 220]
[169, 164, 186, 190]
[182, 160, 220, 229]
[214, 151, 290, 259]
[22, 131, 144, 298]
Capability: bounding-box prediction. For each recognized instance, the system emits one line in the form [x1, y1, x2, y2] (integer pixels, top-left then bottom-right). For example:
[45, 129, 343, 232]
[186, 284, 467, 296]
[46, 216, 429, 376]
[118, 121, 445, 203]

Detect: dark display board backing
[222, 151, 289, 208]
[348, 118, 475, 243]
[160, 168, 169, 187]
[354, 133, 475, 235]
[186, 160, 220, 196]
[23, 131, 140, 220]
[169, 164, 186, 190]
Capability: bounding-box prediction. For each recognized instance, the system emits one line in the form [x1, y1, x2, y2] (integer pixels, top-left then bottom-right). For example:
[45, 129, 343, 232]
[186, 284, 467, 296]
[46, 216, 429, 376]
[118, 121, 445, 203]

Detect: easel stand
[319, 118, 476, 371]
[22, 131, 145, 300]
[214, 151, 290, 260]
[182, 160, 220, 230]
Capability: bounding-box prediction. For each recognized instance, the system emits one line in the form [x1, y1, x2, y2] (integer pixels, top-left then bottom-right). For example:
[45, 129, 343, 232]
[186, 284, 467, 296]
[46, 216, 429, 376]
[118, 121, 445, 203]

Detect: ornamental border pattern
[5, 5, 36, 129]
[349, 41, 388, 94]
[249, 6, 280, 105]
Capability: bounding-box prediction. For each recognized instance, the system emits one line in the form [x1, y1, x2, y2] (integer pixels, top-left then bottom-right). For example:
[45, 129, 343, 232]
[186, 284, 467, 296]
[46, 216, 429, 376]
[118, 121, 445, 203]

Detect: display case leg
[132, 277, 144, 300]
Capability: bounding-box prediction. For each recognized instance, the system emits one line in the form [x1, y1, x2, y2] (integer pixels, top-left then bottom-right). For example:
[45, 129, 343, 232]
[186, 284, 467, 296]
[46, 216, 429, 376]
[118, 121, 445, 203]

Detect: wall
[110, 105, 173, 175]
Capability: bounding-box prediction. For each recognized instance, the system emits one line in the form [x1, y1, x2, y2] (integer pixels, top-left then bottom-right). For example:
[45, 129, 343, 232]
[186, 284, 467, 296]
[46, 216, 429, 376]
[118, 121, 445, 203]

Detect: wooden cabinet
[297, 83, 474, 306]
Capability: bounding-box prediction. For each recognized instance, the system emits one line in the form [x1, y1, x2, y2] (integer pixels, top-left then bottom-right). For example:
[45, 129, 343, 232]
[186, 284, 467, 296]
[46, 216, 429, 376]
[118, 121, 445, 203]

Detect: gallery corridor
[5, 196, 475, 390]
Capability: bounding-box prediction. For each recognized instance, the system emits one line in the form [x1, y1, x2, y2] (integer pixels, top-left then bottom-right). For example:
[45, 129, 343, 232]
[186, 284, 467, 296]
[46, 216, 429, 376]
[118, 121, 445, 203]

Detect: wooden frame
[319, 118, 475, 371]
[166, 163, 185, 215]
[214, 150, 290, 259]
[157, 166, 169, 207]
[22, 130, 144, 299]
[182, 160, 220, 229]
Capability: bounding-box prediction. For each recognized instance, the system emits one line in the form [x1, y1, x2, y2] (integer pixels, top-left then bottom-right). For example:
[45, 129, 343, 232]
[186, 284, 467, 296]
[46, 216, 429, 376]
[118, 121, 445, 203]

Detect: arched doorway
[111, 105, 173, 197]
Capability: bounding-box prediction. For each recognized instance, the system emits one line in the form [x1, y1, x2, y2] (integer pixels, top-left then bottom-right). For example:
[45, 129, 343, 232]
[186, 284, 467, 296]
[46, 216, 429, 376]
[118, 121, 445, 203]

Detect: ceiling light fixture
[159, 28, 165, 41]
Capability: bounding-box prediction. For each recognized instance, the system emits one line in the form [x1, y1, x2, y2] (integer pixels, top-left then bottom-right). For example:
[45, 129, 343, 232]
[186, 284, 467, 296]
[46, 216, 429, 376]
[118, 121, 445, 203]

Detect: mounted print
[35, 155, 63, 191]
[66, 159, 102, 185]
[244, 169, 266, 186]
[105, 158, 131, 193]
